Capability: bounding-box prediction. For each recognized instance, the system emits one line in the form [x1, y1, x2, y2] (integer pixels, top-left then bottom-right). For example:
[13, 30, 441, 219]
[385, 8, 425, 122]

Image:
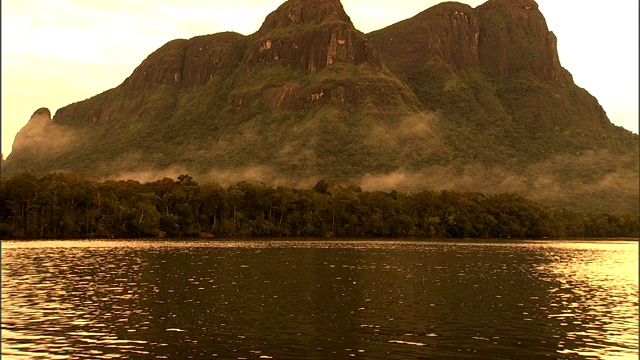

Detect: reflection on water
[531, 241, 639, 359]
[2, 239, 638, 359]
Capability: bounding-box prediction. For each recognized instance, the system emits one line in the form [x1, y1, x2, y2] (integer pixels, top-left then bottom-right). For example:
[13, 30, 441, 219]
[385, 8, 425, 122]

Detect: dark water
[2, 239, 638, 359]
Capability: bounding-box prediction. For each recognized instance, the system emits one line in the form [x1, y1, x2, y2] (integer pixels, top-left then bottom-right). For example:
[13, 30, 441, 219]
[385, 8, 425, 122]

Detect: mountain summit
[256, 0, 352, 34]
[249, 0, 382, 75]
[3, 0, 638, 213]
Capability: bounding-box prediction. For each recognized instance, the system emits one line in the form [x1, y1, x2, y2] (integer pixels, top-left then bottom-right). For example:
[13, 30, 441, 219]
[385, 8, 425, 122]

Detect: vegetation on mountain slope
[2, 0, 638, 215]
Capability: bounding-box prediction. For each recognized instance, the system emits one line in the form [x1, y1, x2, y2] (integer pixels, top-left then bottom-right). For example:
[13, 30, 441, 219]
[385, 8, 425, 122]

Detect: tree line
[0, 173, 637, 239]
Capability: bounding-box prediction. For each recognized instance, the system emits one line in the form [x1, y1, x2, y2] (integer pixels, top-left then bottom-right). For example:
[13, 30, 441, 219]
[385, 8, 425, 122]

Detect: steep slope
[3, 0, 638, 213]
[367, 0, 639, 212]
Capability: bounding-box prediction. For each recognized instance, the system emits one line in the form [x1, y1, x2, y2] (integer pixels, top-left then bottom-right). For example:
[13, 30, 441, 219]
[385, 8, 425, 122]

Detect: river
[2, 239, 638, 359]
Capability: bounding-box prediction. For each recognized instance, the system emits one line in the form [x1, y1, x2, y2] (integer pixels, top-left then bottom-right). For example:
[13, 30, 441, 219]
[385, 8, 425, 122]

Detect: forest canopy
[0, 173, 638, 239]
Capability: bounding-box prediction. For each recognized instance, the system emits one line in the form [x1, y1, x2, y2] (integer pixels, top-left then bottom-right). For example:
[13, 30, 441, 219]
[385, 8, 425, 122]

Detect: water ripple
[2, 239, 638, 359]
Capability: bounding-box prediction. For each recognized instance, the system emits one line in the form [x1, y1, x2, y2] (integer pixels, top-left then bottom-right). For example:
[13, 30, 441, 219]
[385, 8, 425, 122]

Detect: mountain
[366, 0, 639, 213]
[3, 0, 638, 214]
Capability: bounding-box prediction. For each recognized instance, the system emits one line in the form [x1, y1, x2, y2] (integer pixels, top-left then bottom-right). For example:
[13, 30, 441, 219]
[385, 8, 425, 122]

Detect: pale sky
[2, 0, 638, 157]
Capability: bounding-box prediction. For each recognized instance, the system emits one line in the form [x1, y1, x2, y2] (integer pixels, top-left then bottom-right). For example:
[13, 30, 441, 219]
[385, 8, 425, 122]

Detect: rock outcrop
[477, 0, 566, 81]
[121, 32, 249, 91]
[371, 0, 566, 81]
[7, 107, 82, 174]
[371, 2, 480, 74]
[247, 0, 382, 73]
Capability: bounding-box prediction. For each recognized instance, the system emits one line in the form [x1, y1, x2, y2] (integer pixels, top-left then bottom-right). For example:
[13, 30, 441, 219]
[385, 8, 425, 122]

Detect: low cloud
[201, 166, 274, 185]
[363, 111, 440, 150]
[358, 165, 528, 194]
[11, 108, 80, 156]
[113, 166, 192, 184]
[357, 152, 639, 213]
[525, 150, 639, 212]
[107, 162, 314, 189]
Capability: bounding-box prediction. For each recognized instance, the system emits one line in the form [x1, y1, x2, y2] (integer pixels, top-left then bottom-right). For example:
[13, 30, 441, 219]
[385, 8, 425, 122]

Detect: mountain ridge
[3, 0, 638, 214]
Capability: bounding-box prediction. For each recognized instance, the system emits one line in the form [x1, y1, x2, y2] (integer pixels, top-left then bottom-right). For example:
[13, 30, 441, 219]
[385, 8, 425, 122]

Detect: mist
[9, 104, 634, 214]
[9, 108, 80, 157]
[357, 149, 639, 214]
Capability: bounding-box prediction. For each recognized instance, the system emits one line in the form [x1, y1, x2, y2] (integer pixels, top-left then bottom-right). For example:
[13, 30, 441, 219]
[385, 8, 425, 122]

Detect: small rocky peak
[9, 107, 55, 155]
[256, 0, 352, 35]
[32, 107, 52, 120]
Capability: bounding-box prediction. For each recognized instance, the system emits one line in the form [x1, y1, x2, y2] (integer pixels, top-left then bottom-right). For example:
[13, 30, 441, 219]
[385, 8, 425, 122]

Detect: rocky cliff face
[369, 0, 566, 80]
[257, 0, 350, 33]
[368, 0, 607, 128]
[232, 0, 394, 113]
[119, 32, 248, 90]
[3, 0, 638, 213]
[248, 0, 381, 73]
[477, 0, 566, 81]
[372, 2, 480, 74]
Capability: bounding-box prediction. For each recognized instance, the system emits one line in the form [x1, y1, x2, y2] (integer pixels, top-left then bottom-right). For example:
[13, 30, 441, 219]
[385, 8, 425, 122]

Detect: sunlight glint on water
[2, 239, 638, 359]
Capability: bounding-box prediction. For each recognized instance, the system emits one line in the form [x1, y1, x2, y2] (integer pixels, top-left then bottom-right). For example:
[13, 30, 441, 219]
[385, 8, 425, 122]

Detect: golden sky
[2, 0, 638, 157]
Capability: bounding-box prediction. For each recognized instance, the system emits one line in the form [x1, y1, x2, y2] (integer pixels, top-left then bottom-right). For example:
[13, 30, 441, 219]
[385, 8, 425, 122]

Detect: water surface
[2, 239, 638, 359]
